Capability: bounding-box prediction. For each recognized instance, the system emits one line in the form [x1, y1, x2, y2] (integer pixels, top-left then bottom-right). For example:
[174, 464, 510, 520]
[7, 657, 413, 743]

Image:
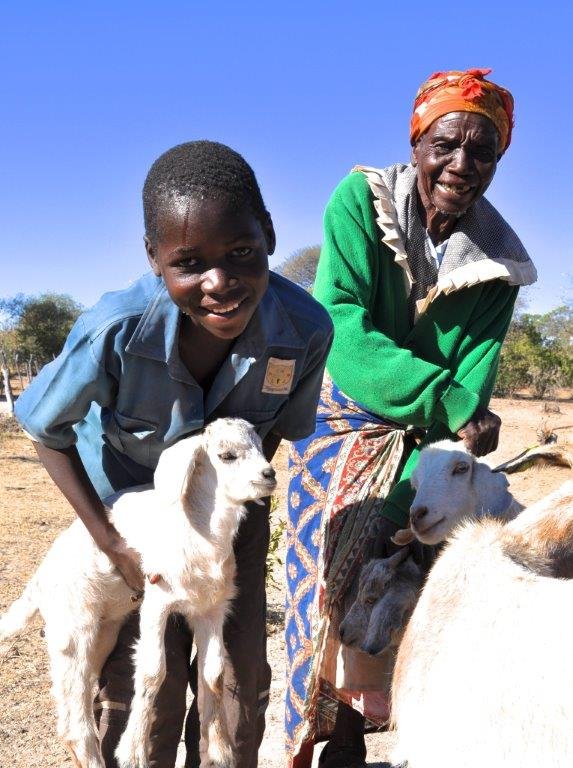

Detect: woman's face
[412, 111, 500, 220]
[146, 197, 274, 341]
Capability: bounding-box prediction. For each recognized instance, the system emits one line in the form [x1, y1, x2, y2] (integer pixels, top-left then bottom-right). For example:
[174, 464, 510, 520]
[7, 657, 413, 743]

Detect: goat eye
[218, 452, 237, 462]
[364, 596, 376, 607]
[452, 462, 470, 475]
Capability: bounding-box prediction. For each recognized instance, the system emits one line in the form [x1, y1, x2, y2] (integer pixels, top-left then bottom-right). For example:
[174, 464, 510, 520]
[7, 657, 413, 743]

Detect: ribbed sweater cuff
[435, 380, 480, 433]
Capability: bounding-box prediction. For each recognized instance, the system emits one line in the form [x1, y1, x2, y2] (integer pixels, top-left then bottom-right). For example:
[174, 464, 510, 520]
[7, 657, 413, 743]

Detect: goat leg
[115, 598, 170, 768]
[46, 623, 106, 768]
[193, 610, 234, 768]
[63, 741, 84, 768]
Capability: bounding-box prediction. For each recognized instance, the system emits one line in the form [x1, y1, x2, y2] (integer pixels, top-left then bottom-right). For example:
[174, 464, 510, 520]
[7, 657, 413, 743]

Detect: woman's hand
[457, 405, 501, 457]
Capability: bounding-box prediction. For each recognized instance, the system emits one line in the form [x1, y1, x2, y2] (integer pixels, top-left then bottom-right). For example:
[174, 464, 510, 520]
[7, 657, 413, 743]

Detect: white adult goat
[392, 439, 523, 546]
[391, 480, 573, 768]
[0, 417, 276, 768]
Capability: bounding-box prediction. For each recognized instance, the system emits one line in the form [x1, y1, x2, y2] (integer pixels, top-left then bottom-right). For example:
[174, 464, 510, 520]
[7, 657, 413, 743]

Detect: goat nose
[263, 466, 276, 481]
[410, 505, 428, 525]
[362, 641, 380, 656]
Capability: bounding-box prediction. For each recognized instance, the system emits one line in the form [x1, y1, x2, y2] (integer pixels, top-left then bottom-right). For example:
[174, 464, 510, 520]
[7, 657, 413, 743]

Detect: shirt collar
[125, 276, 306, 384]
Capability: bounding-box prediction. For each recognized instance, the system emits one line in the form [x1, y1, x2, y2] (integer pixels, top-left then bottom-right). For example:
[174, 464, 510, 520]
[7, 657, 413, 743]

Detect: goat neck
[180, 459, 246, 553]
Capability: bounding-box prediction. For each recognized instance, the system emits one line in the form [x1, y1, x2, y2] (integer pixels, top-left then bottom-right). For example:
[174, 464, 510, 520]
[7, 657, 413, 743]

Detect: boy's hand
[457, 406, 501, 457]
[103, 534, 145, 592]
[30, 443, 161, 593]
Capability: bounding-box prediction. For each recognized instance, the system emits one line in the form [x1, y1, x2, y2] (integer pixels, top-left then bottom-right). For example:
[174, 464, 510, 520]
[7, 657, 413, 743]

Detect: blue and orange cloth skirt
[285, 374, 409, 767]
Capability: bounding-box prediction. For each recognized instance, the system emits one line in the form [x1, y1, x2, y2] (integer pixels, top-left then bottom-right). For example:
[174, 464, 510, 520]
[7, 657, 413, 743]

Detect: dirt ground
[1, 397, 572, 768]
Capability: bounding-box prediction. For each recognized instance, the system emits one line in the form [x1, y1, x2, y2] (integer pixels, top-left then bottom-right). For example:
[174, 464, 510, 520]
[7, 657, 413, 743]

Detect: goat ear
[374, 601, 407, 655]
[153, 434, 203, 504]
[386, 547, 411, 569]
[391, 528, 416, 546]
[472, 459, 513, 516]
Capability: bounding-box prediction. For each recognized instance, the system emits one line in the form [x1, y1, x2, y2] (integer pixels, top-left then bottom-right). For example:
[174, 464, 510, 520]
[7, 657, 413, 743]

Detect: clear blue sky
[1, 1, 571, 314]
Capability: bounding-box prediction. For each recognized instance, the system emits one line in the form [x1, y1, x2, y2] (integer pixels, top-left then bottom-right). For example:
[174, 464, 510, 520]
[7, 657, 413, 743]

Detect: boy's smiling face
[146, 197, 274, 341]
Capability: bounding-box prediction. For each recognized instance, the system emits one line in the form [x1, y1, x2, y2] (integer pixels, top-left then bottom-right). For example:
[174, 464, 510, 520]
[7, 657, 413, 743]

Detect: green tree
[495, 308, 573, 398]
[0, 328, 19, 357]
[533, 305, 573, 348]
[494, 321, 533, 397]
[0, 294, 27, 329]
[275, 245, 321, 291]
[9, 294, 83, 365]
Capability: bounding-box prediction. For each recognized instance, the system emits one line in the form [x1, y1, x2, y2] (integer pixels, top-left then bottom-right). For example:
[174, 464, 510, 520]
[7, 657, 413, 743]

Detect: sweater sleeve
[313, 173, 479, 431]
[450, 281, 518, 400]
[382, 280, 519, 526]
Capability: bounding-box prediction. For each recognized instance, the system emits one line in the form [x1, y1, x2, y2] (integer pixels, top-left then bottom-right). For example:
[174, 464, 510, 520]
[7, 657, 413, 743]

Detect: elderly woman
[285, 69, 537, 768]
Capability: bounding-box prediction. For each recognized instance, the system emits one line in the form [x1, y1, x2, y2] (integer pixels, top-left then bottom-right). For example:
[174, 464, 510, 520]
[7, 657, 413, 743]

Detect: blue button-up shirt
[15, 271, 333, 499]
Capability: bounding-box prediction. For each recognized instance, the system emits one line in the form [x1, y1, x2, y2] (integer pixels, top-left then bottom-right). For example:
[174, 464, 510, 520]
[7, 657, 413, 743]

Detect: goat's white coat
[0, 417, 276, 768]
[391, 481, 573, 768]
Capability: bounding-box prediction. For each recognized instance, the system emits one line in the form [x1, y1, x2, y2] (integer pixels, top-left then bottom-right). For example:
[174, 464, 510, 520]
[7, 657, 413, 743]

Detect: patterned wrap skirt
[285, 374, 408, 767]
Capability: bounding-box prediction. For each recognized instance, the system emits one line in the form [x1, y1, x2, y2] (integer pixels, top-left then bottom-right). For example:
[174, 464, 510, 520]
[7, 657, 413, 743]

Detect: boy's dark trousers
[94, 500, 272, 768]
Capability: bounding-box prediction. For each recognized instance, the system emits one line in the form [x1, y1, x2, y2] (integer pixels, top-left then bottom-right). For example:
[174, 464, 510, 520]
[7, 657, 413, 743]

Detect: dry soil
[1, 397, 572, 767]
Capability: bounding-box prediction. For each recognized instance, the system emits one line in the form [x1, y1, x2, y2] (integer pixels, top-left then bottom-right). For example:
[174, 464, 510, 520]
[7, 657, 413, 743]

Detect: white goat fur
[0, 417, 276, 768]
[405, 439, 523, 544]
[391, 480, 573, 768]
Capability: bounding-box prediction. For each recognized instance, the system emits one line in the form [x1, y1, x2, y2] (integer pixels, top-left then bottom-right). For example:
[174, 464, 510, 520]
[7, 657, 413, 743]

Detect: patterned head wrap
[410, 68, 514, 154]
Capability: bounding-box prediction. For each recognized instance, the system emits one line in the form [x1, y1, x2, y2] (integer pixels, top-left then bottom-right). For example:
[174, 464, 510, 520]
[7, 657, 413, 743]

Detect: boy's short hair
[143, 140, 268, 243]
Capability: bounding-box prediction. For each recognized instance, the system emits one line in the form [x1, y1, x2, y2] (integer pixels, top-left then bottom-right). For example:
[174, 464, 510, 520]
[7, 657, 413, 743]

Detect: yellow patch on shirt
[262, 357, 296, 395]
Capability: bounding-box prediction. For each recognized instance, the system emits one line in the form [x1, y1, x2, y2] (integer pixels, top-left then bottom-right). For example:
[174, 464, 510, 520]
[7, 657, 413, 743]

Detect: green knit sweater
[313, 170, 518, 526]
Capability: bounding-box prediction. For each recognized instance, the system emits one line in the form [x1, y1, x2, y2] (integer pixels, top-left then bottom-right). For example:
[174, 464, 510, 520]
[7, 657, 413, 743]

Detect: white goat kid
[0, 417, 276, 768]
[393, 439, 522, 546]
[391, 481, 573, 768]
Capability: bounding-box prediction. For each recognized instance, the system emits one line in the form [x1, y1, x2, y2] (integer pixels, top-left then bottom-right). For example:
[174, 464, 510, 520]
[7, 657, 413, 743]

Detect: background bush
[494, 305, 573, 398]
[0, 293, 82, 366]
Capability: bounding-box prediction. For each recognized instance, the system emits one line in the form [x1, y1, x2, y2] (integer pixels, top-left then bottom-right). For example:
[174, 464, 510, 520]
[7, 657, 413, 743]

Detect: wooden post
[0, 349, 14, 414]
[14, 352, 24, 391]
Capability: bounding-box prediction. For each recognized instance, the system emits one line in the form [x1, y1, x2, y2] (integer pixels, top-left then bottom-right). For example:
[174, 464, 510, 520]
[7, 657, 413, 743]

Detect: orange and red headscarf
[410, 68, 514, 154]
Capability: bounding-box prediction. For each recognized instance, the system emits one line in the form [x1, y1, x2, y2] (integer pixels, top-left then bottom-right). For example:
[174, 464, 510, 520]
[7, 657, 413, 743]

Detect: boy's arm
[262, 432, 282, 462]
[15, 314, 148, 590]
[268, 303, 334, 443]
[33, 442, 145, 592]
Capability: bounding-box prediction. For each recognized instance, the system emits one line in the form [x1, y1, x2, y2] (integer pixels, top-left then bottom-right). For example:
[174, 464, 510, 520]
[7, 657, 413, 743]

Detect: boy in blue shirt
[15, 140, 333, 768]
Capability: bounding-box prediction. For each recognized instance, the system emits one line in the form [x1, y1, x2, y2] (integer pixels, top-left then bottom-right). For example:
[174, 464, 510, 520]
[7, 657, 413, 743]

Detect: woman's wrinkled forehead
[410, 68, 514, 154]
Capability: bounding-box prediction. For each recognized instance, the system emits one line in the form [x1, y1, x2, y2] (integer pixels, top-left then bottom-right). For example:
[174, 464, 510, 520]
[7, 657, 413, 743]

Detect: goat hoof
[115, 736, 149, 768]
[202, 744, 234, 768]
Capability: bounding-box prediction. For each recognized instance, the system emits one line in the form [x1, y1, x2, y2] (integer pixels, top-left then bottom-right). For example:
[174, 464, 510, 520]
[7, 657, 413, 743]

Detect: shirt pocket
[107, 412, 159, 466]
